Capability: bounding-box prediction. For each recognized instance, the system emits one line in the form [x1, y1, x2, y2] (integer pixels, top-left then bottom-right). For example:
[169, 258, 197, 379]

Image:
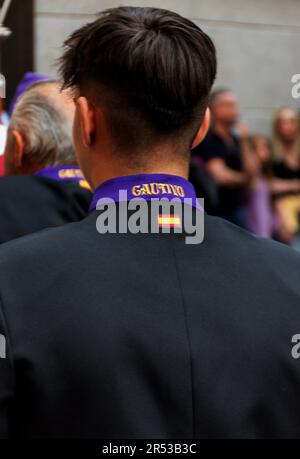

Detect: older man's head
[4, 80, 75, 176]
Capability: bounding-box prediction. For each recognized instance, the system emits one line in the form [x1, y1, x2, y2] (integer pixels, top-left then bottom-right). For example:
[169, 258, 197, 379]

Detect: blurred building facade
[34, 0, 300, 135]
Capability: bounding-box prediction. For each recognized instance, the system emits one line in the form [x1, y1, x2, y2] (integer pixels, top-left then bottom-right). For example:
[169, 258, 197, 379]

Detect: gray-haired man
[0, 80, 91, 244]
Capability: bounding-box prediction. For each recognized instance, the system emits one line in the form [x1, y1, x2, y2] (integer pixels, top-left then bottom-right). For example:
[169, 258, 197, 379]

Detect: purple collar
[35, 166, 84, 182]
[90, 174, 200, 211]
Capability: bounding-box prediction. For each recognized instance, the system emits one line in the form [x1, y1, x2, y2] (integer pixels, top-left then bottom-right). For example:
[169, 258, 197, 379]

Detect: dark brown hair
[59, 7, 217, 154]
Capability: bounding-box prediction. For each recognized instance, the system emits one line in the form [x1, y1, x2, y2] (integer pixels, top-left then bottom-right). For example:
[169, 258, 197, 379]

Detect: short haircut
[59, 7, 217, 156]
[8, 81, 76, 168]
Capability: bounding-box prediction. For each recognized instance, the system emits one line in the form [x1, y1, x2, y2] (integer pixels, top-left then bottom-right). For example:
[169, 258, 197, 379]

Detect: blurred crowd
[1, 76, 300, 248]
[190, 89, 300, 248]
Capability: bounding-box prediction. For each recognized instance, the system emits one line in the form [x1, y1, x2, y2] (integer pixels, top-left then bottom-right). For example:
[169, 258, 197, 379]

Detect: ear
[76, 96, 96, 147]
[11, 130, 25, 168]
[192, 108, 211, 149]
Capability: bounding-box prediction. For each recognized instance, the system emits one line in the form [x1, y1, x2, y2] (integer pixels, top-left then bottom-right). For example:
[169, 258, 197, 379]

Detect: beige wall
[34, 0, 300, 135]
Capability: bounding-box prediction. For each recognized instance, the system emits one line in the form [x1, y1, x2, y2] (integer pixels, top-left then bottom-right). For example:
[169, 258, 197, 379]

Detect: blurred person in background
[0, 73, 51, 178]
[189, 161, 219, 215]
[0, 80, 91, 244]
[242, 130, 300, 243]
[243, 135, 276, 239]
[192, 89, 255, 228]
[272, 107, 300, 179]
[271, 107, 300, 245]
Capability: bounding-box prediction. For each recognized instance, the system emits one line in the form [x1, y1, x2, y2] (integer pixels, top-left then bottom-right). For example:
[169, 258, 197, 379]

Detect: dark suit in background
[0, 175, 91, 244]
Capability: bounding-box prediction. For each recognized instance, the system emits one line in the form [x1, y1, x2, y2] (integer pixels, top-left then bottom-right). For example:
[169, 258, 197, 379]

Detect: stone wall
[34, 0, 300, 134]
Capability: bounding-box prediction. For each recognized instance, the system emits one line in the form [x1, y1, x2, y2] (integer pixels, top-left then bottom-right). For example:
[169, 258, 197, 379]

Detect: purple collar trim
[35, 166, 84, 182]
[90, 174, 201, 211]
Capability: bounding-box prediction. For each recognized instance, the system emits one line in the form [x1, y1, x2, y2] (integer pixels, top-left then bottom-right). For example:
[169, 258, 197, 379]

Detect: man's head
[5, 80, 76, 176]
[59, 7, 217, 186]
[209, 89, 239, 129]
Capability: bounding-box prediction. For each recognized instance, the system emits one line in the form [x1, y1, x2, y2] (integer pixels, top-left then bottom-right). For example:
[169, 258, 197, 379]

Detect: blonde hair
[272, 107, 300, 161]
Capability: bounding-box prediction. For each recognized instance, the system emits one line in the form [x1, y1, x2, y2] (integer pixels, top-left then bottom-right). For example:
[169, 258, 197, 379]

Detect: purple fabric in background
[35, 166, 84, 182]
[9, 72, 52, 115]
[245, 178, 275, 239]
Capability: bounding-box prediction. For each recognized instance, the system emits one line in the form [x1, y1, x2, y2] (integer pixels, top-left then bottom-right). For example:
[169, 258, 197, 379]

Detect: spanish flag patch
[158, 214, 181, 228]
[79, 180, 91, 190]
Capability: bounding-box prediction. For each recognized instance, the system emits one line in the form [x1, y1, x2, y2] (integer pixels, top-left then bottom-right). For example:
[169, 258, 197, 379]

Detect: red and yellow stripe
[158, 214, 181, 228]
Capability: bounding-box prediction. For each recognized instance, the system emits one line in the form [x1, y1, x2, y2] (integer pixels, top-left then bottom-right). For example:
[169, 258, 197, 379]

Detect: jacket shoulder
[204, 214, 300, 290]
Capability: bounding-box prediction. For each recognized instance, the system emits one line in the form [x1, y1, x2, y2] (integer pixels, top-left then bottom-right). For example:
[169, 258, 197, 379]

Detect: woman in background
[243, 129, 300, 244]
[271, 108, 300, 245]
[272, 107, 300, 179]
[243, 134, 276, 239]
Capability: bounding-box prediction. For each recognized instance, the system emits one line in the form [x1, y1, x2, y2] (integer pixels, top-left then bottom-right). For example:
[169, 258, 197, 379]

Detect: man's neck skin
[74, 96, 211, 191]
[89, 163, 190, 191]
[86, 152, 190, 191]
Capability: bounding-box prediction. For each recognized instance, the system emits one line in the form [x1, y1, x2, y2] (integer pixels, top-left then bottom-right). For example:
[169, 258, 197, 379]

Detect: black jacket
[0, 207, 300, 438]
[0, 176, 92, 244]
